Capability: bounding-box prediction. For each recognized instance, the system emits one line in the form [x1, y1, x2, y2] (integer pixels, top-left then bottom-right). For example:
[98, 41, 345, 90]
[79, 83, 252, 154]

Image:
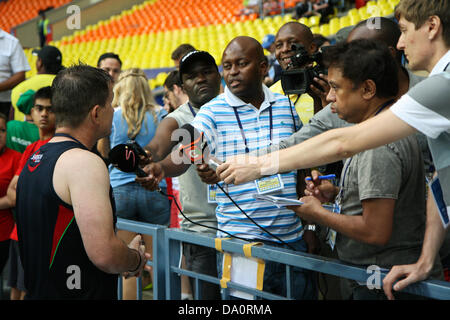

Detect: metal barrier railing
[117, 219, 450, 300]
[116, 218, 166, 300]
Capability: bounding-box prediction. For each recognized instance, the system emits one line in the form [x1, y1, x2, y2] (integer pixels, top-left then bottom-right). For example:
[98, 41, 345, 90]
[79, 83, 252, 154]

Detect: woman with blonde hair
[104, 68, 170, 299]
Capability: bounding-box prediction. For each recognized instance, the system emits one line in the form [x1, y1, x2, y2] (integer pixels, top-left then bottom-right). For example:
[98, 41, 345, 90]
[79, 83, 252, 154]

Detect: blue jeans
[217, 238, 318, 300]
[113, 182, 171, 226]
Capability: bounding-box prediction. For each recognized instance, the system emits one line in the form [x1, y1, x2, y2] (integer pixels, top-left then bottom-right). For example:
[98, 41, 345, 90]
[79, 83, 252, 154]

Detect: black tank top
[16, 139, 118, 300]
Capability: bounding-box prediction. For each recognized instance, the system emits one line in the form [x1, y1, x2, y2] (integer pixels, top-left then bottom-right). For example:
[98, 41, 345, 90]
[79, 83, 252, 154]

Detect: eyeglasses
[34, 105, 53, 113]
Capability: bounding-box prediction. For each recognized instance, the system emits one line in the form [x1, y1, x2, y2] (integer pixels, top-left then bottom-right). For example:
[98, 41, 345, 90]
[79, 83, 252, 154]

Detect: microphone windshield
[108, 143, 139, 173]
[178, 124, 205, 163]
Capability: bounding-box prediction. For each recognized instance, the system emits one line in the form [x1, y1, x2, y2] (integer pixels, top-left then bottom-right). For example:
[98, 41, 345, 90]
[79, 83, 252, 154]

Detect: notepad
[253, 194, 336, 211]
[252, 194, 304, 207]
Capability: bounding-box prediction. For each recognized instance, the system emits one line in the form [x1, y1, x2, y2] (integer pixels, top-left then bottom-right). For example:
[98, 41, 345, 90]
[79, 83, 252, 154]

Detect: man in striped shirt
[191, 36, 317, 299]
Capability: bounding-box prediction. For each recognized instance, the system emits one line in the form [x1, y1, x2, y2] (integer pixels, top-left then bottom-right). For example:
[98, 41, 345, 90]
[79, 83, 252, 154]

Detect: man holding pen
[289, 40, 443, 299]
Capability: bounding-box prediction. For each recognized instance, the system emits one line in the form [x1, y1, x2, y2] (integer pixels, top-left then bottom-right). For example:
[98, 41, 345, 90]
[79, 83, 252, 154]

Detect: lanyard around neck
[375, 99, 395, 116]
[187, 102, 197, 117]
[232, 103, 274, 154]
[54, 133, 87, 150]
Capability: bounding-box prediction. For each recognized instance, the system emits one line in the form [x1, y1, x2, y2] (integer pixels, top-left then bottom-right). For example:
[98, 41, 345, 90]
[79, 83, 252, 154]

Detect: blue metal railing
[116, 218, 166, 300]
[116, 219, 450, 300]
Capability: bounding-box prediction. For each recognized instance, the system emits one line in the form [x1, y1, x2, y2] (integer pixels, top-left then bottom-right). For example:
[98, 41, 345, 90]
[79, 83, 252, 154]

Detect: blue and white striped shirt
[192, 85, 304, 243]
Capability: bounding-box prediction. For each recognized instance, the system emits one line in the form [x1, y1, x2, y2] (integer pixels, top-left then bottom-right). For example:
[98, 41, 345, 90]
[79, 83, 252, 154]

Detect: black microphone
[108, 140, 148, 177]
[178, 124, 222, 169]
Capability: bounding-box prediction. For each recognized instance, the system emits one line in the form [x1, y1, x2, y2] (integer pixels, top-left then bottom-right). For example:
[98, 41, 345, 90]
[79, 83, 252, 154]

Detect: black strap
[232, 103, 275, 153]
[375, 98, 396, 116]
[187, 102, 197, 117]
[53, 133, 88, 150]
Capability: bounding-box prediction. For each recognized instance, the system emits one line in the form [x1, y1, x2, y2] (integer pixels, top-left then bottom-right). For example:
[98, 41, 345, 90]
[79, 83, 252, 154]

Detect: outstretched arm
[217, 110, 416, 185]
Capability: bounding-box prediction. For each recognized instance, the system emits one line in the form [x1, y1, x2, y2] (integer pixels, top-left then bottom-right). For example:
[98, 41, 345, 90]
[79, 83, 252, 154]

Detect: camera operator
[272, 22, 330, 125]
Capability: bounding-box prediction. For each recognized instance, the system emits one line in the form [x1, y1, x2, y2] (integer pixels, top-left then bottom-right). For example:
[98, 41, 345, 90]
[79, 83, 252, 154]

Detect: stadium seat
[319, 24, 330, 37]
[309, 15, 321, 27]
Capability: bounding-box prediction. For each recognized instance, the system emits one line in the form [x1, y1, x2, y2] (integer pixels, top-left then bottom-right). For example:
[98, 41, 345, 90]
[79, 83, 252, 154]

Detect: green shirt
[6, 120, 39, 153]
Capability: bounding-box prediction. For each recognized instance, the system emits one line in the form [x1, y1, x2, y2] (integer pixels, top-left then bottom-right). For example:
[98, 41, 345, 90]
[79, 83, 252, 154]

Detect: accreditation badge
[428, 176, 449, 229]
[254, 174, 284, 195]
[326, 202, 341, 251]
[207, 184, 217, 203]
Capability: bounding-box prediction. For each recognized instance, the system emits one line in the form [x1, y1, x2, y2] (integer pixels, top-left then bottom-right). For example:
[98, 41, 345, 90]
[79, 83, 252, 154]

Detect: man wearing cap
[0, 29, 31, 120]
[138, 50, 222, 299]
[11, 45, 64, 122]
[262, 34, 282, 86]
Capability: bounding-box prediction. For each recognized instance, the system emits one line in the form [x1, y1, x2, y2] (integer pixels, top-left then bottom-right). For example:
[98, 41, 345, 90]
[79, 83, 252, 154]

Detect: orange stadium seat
[0, 0, 71, 32]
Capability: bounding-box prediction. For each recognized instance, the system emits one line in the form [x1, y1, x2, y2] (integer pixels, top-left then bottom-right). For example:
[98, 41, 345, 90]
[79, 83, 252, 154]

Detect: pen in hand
[305, 174, 336, 181]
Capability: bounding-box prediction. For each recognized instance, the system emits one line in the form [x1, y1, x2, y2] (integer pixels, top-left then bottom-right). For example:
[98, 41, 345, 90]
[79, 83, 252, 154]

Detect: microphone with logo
[108, 140, 149, 177]
[177, 123, 222, 170]
[178, 124, 295, 248]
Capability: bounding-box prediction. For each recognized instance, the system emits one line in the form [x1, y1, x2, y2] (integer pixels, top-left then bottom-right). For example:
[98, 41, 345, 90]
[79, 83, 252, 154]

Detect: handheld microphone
[108, 140, 148, 177]
[178, 124, 222, 169]
[178, 125, 294, 249]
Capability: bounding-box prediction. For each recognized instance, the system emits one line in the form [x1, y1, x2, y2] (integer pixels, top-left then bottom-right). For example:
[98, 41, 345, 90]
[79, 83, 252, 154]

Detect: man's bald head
[347, 17, 402, 63]
[222, 36, 268, 103]
[276, 22, 314, 46]
[223, 36, 266, 63]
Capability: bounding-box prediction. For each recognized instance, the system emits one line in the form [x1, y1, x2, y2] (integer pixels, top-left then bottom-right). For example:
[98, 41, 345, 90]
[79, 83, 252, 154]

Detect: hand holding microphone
[179, 124, 221, 172]
[108, 140, 149, 177]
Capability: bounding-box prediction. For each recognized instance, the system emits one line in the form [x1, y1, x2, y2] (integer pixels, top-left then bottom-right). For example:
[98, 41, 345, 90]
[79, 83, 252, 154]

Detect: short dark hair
[97, 52, 122, 67]
[163, 70, 182, 90]
[171, 44, 196, 61]
[52, 64, 112, 128]
[34, 86, 52, 104]
[324, 39, 399, 98]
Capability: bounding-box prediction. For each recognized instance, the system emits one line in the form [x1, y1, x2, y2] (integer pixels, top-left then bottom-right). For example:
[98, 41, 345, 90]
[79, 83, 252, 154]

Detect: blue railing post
[116, 218, 166, 300]
[165, 229, 181, 300]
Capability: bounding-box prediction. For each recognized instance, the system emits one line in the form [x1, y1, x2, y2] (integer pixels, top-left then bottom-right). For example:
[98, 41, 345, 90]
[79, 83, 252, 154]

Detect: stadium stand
[12, 0, 400, 89]
[5, 0, 402, 90]
[0, 0, 71, 33]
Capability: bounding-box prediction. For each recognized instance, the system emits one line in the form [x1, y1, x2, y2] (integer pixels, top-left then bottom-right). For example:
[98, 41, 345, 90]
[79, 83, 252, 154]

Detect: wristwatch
[305, 224, 316, 232]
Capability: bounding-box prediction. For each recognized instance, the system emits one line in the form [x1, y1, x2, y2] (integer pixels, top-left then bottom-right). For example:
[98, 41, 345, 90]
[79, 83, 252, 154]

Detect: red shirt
[10, 138, 51, 241]
[0, 147, 21, 241]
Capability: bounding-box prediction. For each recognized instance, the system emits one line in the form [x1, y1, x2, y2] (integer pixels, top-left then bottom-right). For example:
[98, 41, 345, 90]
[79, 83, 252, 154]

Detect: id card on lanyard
[233, 104, 285, 194]
[327, 157, 353, 250]
[207, 184, 218, 203]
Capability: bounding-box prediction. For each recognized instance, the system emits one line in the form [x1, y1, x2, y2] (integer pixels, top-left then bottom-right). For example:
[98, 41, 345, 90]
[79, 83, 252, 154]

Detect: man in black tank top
[16, 64, 151, 300]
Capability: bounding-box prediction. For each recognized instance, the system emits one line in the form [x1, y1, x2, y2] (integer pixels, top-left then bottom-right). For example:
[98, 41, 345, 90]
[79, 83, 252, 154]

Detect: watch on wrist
[305, 224, 316, 232]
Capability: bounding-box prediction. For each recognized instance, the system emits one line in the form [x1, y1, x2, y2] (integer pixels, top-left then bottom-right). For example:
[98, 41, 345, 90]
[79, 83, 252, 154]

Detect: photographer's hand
[309, 73, 330, 111]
